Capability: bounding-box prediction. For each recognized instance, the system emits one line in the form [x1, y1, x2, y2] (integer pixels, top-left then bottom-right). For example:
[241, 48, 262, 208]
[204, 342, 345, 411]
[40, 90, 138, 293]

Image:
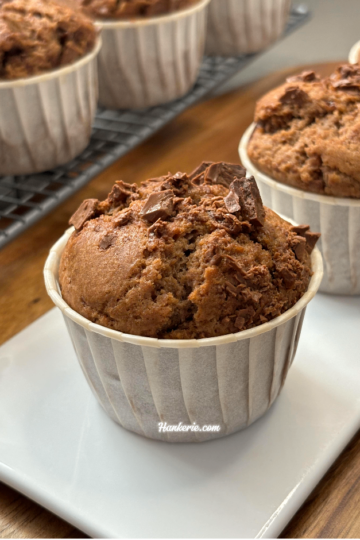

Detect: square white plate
[0, 294, 360, 538]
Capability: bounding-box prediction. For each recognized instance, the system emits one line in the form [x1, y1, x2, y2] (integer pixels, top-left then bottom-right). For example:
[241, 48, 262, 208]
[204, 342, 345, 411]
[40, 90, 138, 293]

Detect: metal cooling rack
[0, 3, 309, 249]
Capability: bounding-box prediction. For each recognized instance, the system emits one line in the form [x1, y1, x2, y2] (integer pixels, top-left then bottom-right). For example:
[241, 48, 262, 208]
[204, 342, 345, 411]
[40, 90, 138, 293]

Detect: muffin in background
[45, 162, 322, 442]
[240, 64, 360, 295]
[0, 0, 100, 175]
[349, 40, 360, 64]
[206, 0, 291, 56]
[247, 65, 360, 198]
[75, 0, 210, 109]
[78, 0, 201, 19]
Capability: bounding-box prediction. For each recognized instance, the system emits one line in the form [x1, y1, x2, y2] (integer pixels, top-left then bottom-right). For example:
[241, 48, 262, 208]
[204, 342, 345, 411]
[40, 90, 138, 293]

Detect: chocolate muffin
[0, 0, 97, 80]
[75, 0, 200, 20]
[59, 162, 319, 339]
[247, 65, 360, 198]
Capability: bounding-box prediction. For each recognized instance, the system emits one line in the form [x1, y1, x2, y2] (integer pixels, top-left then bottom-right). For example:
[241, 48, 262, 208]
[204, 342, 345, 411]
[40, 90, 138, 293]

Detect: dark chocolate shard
[330, 64, 360, 93]
[113, 209, 132, 227]
[188, 161, 212, 184]
[69, 198, 99, 231]
[286, 70, 318, 83]
[229, 176, 265, 227]
[108, 180, 139, 206]
[290, 224, 310, 237]
[99, 233, 116, 250]
[279, 266, 296, 288]
[141, 190, 174, 223]
[293, 236, 307, 262]
[204, 162, 246, 188]
[279, 86, 309, 106]
[305, 231, 321, 253]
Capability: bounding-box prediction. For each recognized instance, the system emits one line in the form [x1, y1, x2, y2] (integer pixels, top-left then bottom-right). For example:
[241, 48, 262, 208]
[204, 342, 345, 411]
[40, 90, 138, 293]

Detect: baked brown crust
[247, 65, 360, 198]
[0, 0, 97, 80]
[75, 0, 200, 20]
[59, 162, 318, 339]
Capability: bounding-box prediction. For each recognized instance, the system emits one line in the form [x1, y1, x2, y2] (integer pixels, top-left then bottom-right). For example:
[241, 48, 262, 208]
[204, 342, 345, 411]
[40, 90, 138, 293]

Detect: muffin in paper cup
[94, 0, 210, 110]
[44, 227, 322, 443]
[349, 40, 360, 64]
[239, 124, 360, 295]
[0, 40, 101, 176]
[205, 0, 291, 56]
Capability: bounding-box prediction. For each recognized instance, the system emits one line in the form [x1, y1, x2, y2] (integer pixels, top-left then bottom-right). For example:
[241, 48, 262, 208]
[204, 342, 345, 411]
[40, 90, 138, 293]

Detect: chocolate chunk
[279, 86, 309, 106]
[141, 190, 174, 223]
[290, 224, 310, 237]
[279, 266, 296, 288]
[331, 79, 360, 93]
[330, 65, 360, 93]
[224, 189, 241, 213]
[69, 198, 99, 231]
[188, 162, 212, 184]
[229, 176, 265, 227]
[286, 70, 318, 83]
[113, 209, 132, 227]
[305, 231, 321, 253]
[99, 233, 116, 250]
[204, 162, 246, 188]
[108, 180, 138, 206]
[293, 236, 307, 262]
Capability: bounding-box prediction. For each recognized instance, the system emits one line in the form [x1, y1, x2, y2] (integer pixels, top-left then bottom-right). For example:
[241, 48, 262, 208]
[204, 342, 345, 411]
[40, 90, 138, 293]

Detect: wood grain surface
[1, 62, 360, 539]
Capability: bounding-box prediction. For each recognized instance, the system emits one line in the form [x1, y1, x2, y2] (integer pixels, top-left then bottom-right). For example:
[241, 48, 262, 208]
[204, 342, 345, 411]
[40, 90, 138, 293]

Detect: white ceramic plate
[0, 296, 360, 538]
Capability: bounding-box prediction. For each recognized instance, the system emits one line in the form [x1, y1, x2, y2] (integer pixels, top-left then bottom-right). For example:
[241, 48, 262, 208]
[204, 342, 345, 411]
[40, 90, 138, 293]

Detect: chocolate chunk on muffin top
[247, 64, 360, 198]
[59, 162, 319, 339]
[0, 0, 97, 80]
[75, 0, 200, 20]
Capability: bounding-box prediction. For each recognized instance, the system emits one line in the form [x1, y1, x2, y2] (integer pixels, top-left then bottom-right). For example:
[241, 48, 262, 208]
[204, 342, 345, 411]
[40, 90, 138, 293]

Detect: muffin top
[0, 0, 97, 80]
[75, 0, 200, 20]
[59, 162, 319, 340]
[247, 64, 360, 198]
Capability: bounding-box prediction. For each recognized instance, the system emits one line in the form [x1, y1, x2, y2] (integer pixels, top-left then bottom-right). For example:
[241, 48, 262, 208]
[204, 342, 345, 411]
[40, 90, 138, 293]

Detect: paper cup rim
[44, 224, 323, 349]
[94, 0, 210, 28]
[239, 123, 360, 208]
[0, 38, 102, 89]
[349, 40, 360, 64]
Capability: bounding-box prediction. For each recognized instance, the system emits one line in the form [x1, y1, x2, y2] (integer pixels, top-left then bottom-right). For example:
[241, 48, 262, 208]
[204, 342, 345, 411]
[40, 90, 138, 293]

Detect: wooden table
[1, 62, 360, 539]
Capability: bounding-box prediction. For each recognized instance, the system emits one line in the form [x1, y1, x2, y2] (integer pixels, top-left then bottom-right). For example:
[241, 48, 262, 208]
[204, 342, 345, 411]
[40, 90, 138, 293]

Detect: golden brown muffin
[247, 65, 360, 198]
[0, 0, 97, 80]
[75, 0, 200, 20]
[59, 162, 319, 339]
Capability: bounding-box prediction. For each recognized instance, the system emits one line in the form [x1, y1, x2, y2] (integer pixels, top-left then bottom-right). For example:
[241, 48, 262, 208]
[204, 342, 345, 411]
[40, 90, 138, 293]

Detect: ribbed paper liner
[349, 40, 360, 64]
[205, 0, 290, 56]
[44, 227, 322, 442]
[239, 124, 360, 295]
[0, 40, 101, 176]
[96, 0, 210, 110]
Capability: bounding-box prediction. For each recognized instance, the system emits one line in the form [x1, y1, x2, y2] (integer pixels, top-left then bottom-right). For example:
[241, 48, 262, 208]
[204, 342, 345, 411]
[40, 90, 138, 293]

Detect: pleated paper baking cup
[95, 0, 210, 110]
[44, 227, 322, 443]
[239, 124, 360, 295]
[0, 39, 101, 176]
[205, 0, 291, 56]
[349, 40, 360, 64]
